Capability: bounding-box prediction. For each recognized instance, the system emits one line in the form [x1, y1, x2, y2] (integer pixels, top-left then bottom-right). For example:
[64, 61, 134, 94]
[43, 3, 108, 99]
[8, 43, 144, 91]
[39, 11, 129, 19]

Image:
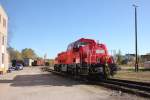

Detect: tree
[21, 48, 37, 59]
[15, 51, 22, 60]
[116, 50, 123, 65]
[7, 47, 22, 61]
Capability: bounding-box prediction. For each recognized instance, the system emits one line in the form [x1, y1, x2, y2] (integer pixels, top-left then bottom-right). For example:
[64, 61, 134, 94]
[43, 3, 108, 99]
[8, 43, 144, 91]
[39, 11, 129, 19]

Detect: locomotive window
[67, 42, 74, 50]
[67, 42, 88, 50]
[78, 42, 88, 47]
[80, 42, 88, 45]
[67, 44, 71, 50]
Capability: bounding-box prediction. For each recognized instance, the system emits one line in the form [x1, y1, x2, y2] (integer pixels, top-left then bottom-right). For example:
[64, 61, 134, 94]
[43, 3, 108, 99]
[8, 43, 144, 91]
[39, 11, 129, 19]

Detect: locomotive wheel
[58, 64, 61, 72]
[71, 64, 80, 79]
[71, 68, 75, 75]
[72, 64, 77, 75]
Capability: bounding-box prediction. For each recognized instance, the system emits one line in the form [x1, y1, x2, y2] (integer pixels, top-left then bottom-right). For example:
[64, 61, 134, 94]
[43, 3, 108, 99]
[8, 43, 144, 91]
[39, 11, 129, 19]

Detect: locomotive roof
[77, 38, 96, 44]
[67, 38, 96, 48]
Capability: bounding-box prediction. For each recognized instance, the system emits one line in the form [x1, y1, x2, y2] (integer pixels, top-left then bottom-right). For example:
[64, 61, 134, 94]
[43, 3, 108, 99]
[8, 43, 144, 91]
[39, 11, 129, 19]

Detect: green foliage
[7, 47, 22, 60]
[47, 59, 54, 67]
[48, 59, 54, 66]
[116, 50, 123, 65]
[8, 47, 38, 61]
[21, 48, 37, 59]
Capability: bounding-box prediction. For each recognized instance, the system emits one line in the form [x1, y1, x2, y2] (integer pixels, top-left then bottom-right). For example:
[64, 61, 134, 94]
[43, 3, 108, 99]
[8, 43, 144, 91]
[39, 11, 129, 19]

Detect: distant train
[54, 38, 117, 79]
[32, 59, 45, 66]
[12, 59, 46, 67]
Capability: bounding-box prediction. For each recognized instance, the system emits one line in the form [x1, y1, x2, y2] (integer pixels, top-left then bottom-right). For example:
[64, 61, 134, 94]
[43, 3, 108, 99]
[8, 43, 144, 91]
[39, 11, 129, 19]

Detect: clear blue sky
[0, 0, 150, 58]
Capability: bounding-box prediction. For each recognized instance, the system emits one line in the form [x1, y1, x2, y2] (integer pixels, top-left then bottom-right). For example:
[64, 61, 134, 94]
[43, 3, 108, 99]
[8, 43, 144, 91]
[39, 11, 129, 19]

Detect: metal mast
[133, 4, 138, 72]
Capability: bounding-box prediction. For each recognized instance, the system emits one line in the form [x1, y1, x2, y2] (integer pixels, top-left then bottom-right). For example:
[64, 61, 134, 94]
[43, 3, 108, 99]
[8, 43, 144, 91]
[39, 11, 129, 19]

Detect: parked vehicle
[54, 38, 117, 79]
[12, 60, 24, 67]
[15, 64, 24, 70]
[7, 66, 14, 73]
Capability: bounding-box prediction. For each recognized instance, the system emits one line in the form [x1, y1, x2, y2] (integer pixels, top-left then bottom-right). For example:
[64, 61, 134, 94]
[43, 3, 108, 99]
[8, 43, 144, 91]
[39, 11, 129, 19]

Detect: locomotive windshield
[67, 42, 74, 51]
[78, 42, 88, 46]
[74, 42, 89, 48]
[67, 41, 89, 51]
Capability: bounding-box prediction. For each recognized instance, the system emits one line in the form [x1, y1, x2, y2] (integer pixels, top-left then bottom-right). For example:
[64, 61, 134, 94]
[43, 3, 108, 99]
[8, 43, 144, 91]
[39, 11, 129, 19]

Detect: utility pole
[133, 4, 138, 72]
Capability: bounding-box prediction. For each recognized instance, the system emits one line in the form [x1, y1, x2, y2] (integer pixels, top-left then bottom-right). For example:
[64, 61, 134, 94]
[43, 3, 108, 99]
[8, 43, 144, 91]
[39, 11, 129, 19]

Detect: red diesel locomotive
[54, 38, 117, 79]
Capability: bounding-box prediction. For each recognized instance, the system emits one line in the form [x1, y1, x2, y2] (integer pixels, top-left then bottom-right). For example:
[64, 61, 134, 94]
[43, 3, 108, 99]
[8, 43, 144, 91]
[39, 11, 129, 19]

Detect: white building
[0, 5, 8, 74]
[24, 58, 34, 66]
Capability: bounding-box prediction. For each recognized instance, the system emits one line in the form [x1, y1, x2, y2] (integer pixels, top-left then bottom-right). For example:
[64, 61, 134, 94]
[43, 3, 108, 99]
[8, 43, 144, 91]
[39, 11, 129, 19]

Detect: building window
[3, 18, 6, 28]
[2, 36, 4, 45]
[2, 53, 4, 64]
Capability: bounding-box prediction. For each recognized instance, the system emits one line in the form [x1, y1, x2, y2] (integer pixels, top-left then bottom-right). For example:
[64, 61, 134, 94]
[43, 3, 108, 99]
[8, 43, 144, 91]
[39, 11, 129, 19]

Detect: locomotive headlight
[96, 49, 105, 54]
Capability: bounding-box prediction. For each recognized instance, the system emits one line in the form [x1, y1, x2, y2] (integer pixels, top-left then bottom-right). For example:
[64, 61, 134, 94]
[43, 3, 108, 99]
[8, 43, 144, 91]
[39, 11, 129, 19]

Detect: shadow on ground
[0, 73, 83, 87]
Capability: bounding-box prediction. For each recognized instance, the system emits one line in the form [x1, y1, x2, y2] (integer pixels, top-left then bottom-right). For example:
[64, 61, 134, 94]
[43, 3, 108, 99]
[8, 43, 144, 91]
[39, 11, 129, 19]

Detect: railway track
[93, 79, 150, 98]
[43, 67, 150, 98]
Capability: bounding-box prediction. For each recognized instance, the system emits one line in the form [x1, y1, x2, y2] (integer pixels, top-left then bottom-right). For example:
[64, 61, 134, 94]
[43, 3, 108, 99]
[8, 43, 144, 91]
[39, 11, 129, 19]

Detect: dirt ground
[0, 67, 148, 100]
[114, 66, 150, 83]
